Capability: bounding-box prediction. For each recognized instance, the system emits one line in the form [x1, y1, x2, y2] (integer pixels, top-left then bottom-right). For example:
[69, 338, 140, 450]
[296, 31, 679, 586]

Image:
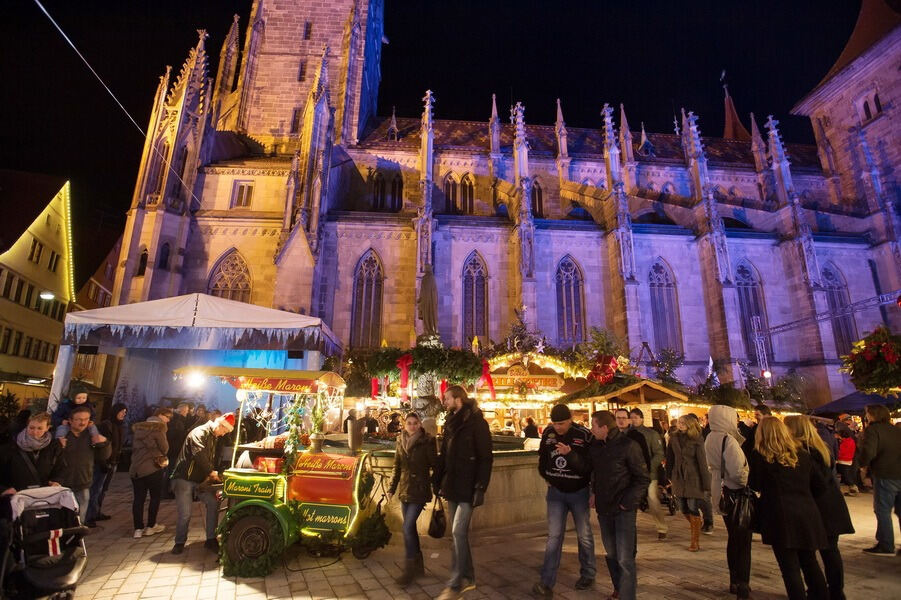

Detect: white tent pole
[47, 344, 77, 414]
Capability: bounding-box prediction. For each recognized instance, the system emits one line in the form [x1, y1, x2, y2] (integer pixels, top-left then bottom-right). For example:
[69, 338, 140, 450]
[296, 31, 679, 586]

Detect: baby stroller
[656, 465, 678, 516]
[0, 487, 90, 599]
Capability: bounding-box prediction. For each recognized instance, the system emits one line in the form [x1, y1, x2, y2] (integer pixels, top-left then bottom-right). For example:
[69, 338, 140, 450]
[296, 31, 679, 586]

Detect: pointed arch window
[462, 253, 488, 342]
[822, 264, 857, 357]
[390, 174, 403, 211]
[158, 243, 171, 271]
[208, 250, 252, 303]
[556, 256, 585, 344]
[461, 175, 475, 214]
[648, 260, 683, 353]
[150, 141, 170, 200]
[444, 175, 458, 214]
[350, 251, 383, 348]
[874, 93, 882, 113]
[136, 250, 148, 277]
[531, 181, 544, 218]
[371, 172, 387, 211]
[735, 261, 772, 363]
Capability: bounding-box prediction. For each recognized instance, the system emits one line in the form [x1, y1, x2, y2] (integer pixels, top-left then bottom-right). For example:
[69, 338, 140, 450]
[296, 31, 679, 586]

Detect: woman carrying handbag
[705, 405, 751, 599]
[387, 411, 437, 586]
[785, 415, 853, 600]
[130, 408, 171, 539]
[666, 414, 711, 552]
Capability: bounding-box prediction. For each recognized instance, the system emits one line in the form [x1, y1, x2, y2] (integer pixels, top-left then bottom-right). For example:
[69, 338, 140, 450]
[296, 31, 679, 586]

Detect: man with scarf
[85, 402, 127, 526]
[434, 386, 493, 600]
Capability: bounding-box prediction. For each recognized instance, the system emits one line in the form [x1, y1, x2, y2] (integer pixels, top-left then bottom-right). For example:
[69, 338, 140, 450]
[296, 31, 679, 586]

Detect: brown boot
[395, 558, 416, 586]
[688, 515, 701, 552]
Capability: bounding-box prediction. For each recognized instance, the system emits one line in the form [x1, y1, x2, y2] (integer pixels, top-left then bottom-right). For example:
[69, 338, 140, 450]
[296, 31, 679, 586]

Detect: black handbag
[428, 497, 446, 538]
[718, 436, 756, 530]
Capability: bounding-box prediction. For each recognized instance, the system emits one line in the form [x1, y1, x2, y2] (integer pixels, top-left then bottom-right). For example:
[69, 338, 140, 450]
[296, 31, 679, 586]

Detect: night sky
[1, 0, 860, 286]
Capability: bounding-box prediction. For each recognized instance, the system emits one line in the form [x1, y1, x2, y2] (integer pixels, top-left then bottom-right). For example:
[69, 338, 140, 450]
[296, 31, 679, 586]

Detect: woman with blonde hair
[749, 417, 828, 600]
[666, 413, 710, 551]
[785, 415, 853, 600]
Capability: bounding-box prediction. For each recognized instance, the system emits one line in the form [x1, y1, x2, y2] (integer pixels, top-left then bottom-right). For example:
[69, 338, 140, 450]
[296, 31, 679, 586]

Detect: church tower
[228, 0, 385, 152]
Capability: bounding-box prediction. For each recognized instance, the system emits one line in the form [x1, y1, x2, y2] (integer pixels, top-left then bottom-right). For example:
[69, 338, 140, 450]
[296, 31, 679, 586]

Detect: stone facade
[111, 0, 901, 404]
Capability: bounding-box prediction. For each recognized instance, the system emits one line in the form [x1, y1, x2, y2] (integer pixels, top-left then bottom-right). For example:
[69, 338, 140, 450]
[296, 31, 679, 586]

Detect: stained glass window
[208, 250, 252, 303]
[463, 253, 488, 342]
[350, 251, 383, 348]
[556, 256, 585, 344]
[735, 261, 772, 363]
[648, 260, 683, 354]
[461, 175, 474, 214]
[821, 264, 857, 357]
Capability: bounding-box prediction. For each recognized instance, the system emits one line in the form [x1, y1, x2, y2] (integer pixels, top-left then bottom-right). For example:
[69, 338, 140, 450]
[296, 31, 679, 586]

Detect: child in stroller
[0, 487, 89, 599]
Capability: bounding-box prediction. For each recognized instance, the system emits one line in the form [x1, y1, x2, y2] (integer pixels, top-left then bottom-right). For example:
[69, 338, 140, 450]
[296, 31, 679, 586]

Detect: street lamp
[39, 291, 55, 300]
[762, 369, 772, 381]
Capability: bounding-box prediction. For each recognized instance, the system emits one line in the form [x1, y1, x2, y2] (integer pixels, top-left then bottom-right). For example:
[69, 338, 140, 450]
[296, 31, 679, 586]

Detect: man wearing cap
[533, 404, 595, 598]
[170, 413, 235, 555]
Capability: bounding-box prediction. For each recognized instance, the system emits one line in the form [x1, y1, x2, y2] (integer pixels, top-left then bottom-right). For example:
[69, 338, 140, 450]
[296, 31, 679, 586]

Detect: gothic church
[111, 0, 901, 404]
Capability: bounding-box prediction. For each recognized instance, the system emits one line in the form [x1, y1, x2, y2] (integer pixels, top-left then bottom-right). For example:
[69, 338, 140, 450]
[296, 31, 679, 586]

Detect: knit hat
[550, 404, 572, 423]
[218, 413, 235, 432]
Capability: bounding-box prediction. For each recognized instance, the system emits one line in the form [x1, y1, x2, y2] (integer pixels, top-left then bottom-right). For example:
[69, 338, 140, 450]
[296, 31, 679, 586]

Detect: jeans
[72, 487, 90, 518]
[722, 514, 751, 588]
[678, 497, 701, 516]
[699, 492, 714, 527]
[447, 501, 475, 587]
[173, 478, 219, 545]
[771, 545, 827, 600]
[873, 477, 901, 550]
[646, 480, 667, 534]
[400, 501, 424, 559]
[540, 486, 596, 588]
[133, 470, 165, 530]
[597, 510, 637, 600]
[820, 535, 845, 600]
[86, 465, 115, 522]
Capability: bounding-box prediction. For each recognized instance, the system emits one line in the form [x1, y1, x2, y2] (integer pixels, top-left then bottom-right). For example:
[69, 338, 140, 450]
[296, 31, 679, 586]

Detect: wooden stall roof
[568, 379, 690, 406]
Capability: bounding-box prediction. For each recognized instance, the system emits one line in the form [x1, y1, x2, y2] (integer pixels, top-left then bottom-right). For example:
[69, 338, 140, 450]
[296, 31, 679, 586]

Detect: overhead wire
[32, 0, 202, 207]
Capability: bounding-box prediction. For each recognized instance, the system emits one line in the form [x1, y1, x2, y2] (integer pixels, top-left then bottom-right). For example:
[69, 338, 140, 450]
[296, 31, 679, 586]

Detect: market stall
[172, 365, 391, 576]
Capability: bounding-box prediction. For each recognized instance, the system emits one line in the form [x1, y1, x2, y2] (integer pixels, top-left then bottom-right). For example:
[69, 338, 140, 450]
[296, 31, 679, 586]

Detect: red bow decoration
[440, 379, 448, 398]
[588, 355, 619, 385]
[370, 377, 379, 401]
[478, 359, 496, 401]
[397, 353, 413, 403]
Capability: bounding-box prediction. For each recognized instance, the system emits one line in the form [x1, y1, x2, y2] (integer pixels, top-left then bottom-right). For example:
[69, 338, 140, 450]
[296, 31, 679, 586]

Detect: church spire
[213, 15, 240, 118]
[555, 98, 568, 158]
[722, 84, 751, 141]
[512, 101, 530, 186]
[419, 90, 434, 184]
[749, 112, 767, 173]
[638, 121, 655, 157]
[602, 103, 622, 187]
[489, 93, 501, 155]
[619, 104, 634, 163]
[386, 105, 398, 140]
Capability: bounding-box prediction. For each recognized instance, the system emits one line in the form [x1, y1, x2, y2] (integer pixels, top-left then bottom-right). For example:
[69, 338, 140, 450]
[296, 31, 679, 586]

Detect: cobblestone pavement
[70, 475, 899, 600]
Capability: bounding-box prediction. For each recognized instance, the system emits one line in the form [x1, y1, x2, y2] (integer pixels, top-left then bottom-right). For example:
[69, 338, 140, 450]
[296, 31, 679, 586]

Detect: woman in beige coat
[130, 408, 171, 539]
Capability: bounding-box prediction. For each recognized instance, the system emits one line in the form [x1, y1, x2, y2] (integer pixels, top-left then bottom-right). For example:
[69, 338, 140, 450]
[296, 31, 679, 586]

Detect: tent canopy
[559, 378, 689, 405]
[63, 293, 342, 355]
[811, 390, 900, 415]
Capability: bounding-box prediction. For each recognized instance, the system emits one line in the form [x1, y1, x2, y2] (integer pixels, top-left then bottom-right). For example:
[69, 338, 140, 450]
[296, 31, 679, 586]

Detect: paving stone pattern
[73, 475, 900, 599]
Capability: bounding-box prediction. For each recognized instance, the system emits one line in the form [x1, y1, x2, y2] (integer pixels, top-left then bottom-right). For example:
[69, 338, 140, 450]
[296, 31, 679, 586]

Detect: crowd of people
[1, 387, 899, 600]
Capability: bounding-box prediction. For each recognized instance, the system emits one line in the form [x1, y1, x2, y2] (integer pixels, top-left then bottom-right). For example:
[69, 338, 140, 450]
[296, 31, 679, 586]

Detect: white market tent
[48, 293, 342, 412]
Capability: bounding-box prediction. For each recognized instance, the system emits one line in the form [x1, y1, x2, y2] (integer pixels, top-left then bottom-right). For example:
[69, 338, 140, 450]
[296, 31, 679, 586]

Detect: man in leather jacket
[433, 386, 492, 600]
[589, 410, 650, 600]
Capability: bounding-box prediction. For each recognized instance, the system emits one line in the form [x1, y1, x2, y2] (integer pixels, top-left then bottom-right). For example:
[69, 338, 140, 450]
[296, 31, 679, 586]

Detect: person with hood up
[387, 411, 437, 586]
[666, 414, 711, 552]
[130, 408, 171, 539]
[85, 402, 127, 525]
[705, 405, 751, 599]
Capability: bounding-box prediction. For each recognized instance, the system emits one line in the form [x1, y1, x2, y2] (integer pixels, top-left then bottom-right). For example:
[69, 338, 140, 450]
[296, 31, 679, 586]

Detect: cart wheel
[223, 510, 284, 577]
[351, 546, 372, 560]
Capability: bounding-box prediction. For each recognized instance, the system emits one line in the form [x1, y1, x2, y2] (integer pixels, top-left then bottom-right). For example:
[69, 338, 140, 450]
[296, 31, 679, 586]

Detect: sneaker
[657, 532, 667, 540]
[143, 524, 165, 536]
[204, 538, 219, 552]
[459, 579, 476, 594]
[95, 513, 112, 521]
[532, 582, 553, 598]
[133, 529, 143, 539]
[574, 576, 594, 590]
[171, 543, 185, 555]
[701, 523, 714, 535]
[435, 587, 461, 600]
[862, 544, 895, 556]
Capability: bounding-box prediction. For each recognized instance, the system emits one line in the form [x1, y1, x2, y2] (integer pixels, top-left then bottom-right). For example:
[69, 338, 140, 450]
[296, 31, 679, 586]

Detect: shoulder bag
[428, 496, 447, 538]
[718, 435, 756, 531]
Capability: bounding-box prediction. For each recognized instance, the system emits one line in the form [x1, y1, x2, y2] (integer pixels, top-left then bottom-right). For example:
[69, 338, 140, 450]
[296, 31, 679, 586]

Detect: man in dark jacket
[533, 404, 595, 598]
[60, 405, 111, 517]
[85, 402, 127, 525]
[433, 386, 493, 600]
[523, 417, 540, 439]
[170, 413, 234, 555]
[163, 403, 191, 499]
[857, 404, 901, 555]
[629, 408, 668, 539]
[589, 410, 650, 600]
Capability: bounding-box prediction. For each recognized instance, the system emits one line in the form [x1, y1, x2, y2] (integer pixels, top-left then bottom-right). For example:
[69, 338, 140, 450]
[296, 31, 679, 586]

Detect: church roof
[358, 116, 820, 170]
[818, 0, 901, 88]
[722, 87, 751, 141]
[0, 169, 68, 254]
